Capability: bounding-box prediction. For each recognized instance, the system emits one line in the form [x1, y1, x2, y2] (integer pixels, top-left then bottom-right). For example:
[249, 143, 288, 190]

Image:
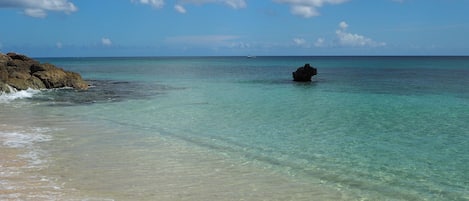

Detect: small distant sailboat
[246, 55, 256, 59]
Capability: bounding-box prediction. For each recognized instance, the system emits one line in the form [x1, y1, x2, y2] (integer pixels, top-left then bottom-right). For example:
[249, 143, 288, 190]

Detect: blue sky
[0, 0, 468, 57]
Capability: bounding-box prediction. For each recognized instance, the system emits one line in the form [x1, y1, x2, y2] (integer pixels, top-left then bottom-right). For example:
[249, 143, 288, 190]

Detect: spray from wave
[0, 86, 41, 102]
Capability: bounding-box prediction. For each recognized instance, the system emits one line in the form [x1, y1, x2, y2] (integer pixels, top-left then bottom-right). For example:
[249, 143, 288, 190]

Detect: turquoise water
[1, 56, 469, 200]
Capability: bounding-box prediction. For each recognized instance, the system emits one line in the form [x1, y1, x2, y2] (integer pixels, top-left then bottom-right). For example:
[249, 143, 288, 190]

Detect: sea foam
[0, 127, 52, 166]
[0, 125, 65, 200]
[0, 87, 40, 103]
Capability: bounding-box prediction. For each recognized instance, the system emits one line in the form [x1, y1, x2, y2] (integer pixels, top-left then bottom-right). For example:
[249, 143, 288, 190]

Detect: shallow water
[1, 56, 469, 200]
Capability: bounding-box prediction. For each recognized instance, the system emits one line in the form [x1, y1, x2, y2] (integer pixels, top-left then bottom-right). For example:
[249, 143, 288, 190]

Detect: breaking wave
[0, 86, 41, 103]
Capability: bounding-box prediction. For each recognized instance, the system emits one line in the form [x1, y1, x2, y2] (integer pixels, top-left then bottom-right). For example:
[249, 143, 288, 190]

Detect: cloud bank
[0, 0, 77, 18]
[335, 21, 386, 47]
[294, 22, 386, 49]
[314, 38, 325, 47]
[174, 0, 246, 13]
[293, 38, 307, 46]
[166, 35, 240, 46]
[174, 4, 187, 13]
[274, 0, 349, 18]
[133, 0, 246, 13]
[131, 0, 165, 8]
[181, 0, 246, 9]
[101, 38, 113, 46]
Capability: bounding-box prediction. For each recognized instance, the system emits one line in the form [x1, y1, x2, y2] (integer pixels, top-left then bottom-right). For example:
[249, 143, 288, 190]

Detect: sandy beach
[0, 122, 58, 200]
[0, 137, 63, 200]
[1, 123, 352, 201]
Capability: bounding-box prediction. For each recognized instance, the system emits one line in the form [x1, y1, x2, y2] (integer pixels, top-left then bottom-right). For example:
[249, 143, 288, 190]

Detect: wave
[0, 86, 41, 103]
[0, 124, 70, 200]
[1, 128, 52, 149]
[0, 126, 52, 166]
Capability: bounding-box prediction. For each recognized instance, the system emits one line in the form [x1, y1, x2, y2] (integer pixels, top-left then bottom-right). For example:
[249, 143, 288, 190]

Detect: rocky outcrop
[292, 63, 317, 82]
[0, 52, 88, 93]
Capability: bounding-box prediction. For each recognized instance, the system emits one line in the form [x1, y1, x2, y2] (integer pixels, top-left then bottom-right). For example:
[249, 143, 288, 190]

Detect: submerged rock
[0, 52, 88, 93]
[292, 63, 317, 82]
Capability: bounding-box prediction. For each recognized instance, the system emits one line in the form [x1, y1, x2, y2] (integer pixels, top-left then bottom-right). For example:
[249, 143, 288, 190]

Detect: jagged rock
[0, 81, 10, 93]
[0, 52, 88, 92]
[7, 52, 33, 61]
[292, 63, 317, 82]
[33, 64, 88, 89]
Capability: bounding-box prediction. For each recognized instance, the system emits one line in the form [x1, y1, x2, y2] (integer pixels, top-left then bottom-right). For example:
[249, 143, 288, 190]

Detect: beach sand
[1, 122, 353, 201]
[55, 136, 351, 201]
[0, 124, 80, 201]
[0, 144, 62, 200]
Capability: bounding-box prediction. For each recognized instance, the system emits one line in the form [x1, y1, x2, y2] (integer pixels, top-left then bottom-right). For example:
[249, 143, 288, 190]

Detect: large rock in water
[292, 63, 317, 82]
[0, 52, 88, 93]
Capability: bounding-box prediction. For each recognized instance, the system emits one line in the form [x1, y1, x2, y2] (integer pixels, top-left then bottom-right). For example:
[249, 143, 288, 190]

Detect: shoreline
[3, 55, 467, 200]
[44, 121, 355, 201]
[0, 124, 65, 200]
[0, 117, 354, 201]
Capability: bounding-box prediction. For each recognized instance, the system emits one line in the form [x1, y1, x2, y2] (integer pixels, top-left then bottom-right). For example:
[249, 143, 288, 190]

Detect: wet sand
[0, 123, 79, 201]
[1, 122, 353, 201]
[45, 125, 355, 201]
[0, 144, 62, 200]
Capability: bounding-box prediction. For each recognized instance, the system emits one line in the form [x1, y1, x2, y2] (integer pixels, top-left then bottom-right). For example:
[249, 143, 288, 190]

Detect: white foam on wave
[0, 127, 52, 167]
[0, 125, 67, 200]
[0, 126, 117, 200]
[1, 129, 51, 149]
[0, 87, 41, 103]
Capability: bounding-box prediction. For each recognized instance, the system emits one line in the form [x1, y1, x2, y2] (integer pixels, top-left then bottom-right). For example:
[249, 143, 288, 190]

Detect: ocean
[1, 56, 468, 200]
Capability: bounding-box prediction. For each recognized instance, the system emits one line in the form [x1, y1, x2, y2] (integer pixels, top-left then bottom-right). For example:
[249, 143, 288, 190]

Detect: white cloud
[314, 37, 325, 47]
[130, 0, 247, 10]
[293, 38, 307, 46]
[131, 0, 165, 8]
[165, 35, 247, 49]
[229, 42, 251, 48]
[24, 8, 47, 18]
[132, 0, 247, 12]
[274, 0, 349, 18]
[174, 4, 187, 13]
[165, 35, 241, 48]
[339, 21, 348, 30]
[222, 0, 247, 9]
[290, 5, 319, 18]
[0, 0, 78, 18]
[335, 21, 386, 47]
[101, 38, 113, 46]
[176, 0, 247, 10]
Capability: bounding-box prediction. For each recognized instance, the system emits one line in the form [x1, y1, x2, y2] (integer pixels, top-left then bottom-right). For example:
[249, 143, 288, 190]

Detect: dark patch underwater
[32, 80, 179, 106]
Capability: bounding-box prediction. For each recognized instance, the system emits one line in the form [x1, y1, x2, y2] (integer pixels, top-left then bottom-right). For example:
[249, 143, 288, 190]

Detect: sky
[0, 0, 468, 57]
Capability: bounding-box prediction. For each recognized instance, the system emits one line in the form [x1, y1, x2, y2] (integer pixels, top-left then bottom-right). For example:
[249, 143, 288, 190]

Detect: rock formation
[0, 52, 88, 93]
[292, 63, 317, 82]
